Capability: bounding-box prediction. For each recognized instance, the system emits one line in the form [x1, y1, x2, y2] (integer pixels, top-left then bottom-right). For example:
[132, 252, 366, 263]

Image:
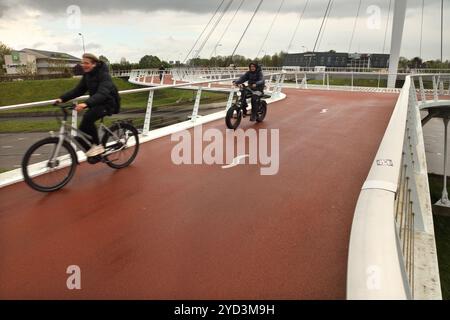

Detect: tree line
[399, 56, 450, 69]
[106, 52, 287, 70]
[2, 41, 450, 75]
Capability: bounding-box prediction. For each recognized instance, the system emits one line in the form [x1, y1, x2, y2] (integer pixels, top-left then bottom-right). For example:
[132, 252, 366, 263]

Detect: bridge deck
[0, 89, 397, 299]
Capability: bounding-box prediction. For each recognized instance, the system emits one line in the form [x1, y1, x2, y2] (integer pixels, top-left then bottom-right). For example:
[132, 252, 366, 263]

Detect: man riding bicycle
[232, 62, 265, 122]
[55, 53, 120, 157]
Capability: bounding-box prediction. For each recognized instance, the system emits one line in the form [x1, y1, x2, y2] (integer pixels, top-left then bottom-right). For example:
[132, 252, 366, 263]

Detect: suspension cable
[419, 0, 424, 57]
[183, 0, 226, 63]
[194, 0, 234, 59]
[230, 0, 264, 59]
[286, 0, 310, 53]
[209, 0, 245, 58]
[312, 0, 333, 53]
[440, 0, 444, 62]
[382, 0, 392, 54]
[317, 0, 335, 52]
[348, 0, 363, 53]
[256, 0, 285, 58]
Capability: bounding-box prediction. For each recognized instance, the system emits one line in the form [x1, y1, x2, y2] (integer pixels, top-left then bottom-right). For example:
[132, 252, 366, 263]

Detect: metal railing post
[268, 74, 274, 91]
[226, 89, 236, 111]
[433, 75, 438, 101]
[191, 87, 202, 122]
[274, 74, 281, 96]
[351, 72, 354, 91]
[440, 118, 450, 205]
[277, 73, 285, 96]
[143, 91, 154, 136]
[419, 76, 426, 103]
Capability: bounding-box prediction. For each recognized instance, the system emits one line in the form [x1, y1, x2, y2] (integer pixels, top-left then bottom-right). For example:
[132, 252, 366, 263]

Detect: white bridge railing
[285, 71, 450, 94]
[346, 74, 449, 300]
[0, 71, 286, 188]
[0, 72, 286, 137]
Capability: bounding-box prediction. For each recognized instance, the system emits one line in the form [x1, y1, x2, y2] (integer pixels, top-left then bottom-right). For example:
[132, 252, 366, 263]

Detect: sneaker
[85, 144, 105, 157]
[250, 114, 257, 122]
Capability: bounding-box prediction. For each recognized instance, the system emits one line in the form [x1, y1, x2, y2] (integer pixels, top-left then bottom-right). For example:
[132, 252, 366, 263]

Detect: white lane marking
[320, 109, 328, 114]
[2, 146, 13, 149]
[222, 154, 249, 169]
[18, 138, 26, 141]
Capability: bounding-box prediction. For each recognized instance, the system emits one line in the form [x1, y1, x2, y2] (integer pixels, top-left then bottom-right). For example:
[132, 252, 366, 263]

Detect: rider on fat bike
[232, 62, 265, 122]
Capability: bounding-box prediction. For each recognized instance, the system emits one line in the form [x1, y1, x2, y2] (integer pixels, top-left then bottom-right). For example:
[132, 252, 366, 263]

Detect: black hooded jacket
[234, 63, 265, 90]
[60, 61, 120, 114]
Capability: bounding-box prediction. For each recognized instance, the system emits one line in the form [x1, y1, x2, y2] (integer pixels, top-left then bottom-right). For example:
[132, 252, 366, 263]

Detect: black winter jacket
[60, 61, 120, 114]
[234, 64, 265, 90]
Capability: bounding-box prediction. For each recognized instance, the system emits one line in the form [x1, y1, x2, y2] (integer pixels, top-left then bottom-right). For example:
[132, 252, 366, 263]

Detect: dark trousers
[250, 94, 261, 116]
[79, 106, 107, 145]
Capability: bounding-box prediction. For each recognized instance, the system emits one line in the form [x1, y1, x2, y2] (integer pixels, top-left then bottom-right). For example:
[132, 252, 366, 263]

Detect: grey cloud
[0, 0, 445, 18]
[86, 42, 102, 50]
[32, 41, 46, 48]
[0, 1, 8, 17]
[55, 41, 102, 52]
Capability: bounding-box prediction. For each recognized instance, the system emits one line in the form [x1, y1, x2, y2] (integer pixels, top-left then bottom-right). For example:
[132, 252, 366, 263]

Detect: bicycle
[225, 84, 270, 130]
[21, 103, 140, 192]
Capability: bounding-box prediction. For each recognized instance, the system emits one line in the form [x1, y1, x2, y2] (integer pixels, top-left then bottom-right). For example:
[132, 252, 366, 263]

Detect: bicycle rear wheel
[102, 122, 140, 169]
[256, 100, 267, 122]
[21, 137, 78, 192]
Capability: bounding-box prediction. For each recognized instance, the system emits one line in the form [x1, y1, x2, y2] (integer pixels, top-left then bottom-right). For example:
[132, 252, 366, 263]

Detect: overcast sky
[0, 0, 448, 63]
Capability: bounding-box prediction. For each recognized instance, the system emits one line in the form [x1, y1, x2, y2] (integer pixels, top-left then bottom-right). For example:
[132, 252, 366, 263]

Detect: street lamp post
[213, 44, 222, 67]
[213, 44, 222, 57]
[78, 33, 85, 53]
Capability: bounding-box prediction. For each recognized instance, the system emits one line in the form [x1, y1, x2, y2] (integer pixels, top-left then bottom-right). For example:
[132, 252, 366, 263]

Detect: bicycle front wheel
[225, 105, 242, 130]
[102, 122, 140, 169]
[21, 137, 78, 192]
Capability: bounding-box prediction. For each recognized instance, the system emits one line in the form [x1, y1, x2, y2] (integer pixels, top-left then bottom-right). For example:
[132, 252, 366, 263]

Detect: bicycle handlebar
[53, 102, 76, 121]
[234, 83, 261, 95]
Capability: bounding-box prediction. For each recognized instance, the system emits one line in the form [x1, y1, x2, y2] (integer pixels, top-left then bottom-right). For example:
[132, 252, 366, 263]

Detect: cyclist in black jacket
[55, 53, 120, 157]
[233, 62, 265, 121]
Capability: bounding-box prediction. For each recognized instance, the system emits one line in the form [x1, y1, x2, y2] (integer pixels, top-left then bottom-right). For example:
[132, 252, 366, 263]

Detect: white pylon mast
[387, 0, 407, 88]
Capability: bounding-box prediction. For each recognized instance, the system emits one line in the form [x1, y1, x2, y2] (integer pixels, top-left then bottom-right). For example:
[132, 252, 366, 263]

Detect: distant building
[3, 48, 81, 75]
[283, 51, 390, 69]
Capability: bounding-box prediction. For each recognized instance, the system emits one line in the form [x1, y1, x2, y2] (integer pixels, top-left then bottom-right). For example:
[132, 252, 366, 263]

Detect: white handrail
[0, 74, 279, 111]
[347, 74, 445, 300]
[347, 77, 412, 300]
[0, 71, 286, 139]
